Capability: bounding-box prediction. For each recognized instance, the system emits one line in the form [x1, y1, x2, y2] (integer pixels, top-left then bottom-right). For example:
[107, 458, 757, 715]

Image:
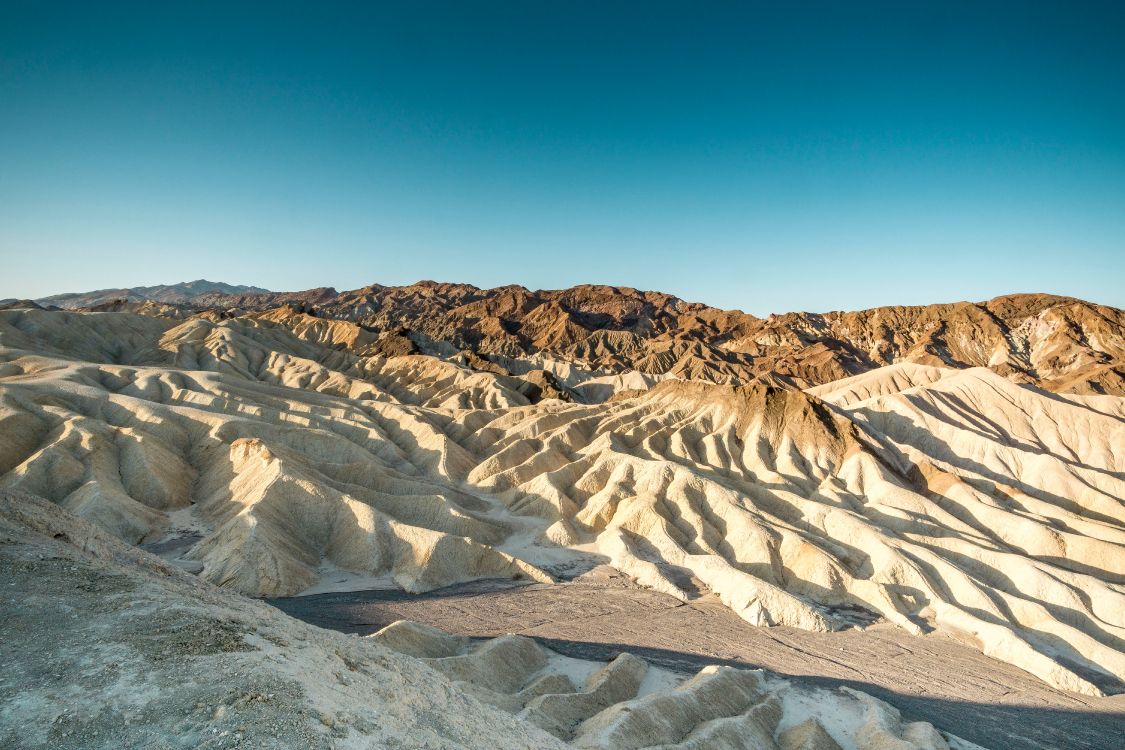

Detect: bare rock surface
[41, 280, 1125, 394]
[368, 616, 972, 750]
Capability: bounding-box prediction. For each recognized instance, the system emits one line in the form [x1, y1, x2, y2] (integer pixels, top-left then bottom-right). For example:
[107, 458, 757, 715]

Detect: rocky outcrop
[371, 619, 962, 750]
[54, 281, 1124, 394]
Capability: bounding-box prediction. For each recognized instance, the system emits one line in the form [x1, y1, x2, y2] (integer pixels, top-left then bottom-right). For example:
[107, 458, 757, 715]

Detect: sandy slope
[1, 308, 1123, 698]
[458, 372, 1125, 696]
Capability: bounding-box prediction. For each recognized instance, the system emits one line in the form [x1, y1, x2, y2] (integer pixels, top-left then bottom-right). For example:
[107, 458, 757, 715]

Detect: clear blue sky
[2, 1, 1123, 314]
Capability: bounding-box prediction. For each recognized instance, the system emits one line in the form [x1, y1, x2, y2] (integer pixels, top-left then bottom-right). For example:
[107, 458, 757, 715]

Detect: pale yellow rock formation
[1, 307, 1122, 697]
[372, 619, 965, 750]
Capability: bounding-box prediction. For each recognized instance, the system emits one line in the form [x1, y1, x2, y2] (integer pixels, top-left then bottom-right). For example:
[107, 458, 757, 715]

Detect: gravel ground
[269, 567, 1125, 750]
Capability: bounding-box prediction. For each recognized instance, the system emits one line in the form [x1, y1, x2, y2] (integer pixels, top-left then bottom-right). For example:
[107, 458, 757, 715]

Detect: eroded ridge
[1, 306, 1123, 697]
[370, 619, 972, 750]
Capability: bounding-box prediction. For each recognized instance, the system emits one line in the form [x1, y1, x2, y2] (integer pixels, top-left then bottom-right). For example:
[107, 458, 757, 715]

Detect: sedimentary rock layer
[1, 306, 1122, 698]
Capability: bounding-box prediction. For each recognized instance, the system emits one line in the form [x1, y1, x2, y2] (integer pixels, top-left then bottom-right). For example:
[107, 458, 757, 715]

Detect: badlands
[1, 282, 1123, 749]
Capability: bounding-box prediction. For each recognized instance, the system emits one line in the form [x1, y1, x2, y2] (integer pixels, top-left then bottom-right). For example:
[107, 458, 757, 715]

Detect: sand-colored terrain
[3, 491, 990, 750]
[367, 617, 976, 750]
[2, 304, 1123, 701]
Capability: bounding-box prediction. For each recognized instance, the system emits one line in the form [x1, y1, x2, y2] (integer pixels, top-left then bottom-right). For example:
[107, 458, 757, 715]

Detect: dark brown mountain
[51, 280, 1125, 394]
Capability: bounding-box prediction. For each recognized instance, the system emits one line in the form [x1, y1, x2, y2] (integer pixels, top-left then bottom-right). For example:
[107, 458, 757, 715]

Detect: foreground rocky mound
[1, 306, 1123, 700]
[0, 491, 565, 750]
[369, 619, 971, 750]
[41, 280, 1125, 394]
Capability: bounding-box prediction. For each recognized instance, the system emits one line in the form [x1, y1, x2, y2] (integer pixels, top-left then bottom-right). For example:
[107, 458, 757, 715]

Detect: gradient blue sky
[2, 1, 1123, 313]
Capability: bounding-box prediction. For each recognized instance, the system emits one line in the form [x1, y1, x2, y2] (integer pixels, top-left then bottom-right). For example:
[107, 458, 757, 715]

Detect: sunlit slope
[0, 310, 551, 596]
[460, 375, 1125, 696]
[805, 362, 957, 406]
[1, 308, 1122, 697]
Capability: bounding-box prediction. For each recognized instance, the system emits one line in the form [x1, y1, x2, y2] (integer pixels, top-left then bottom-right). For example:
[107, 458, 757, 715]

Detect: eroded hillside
[2, 303, 1123, 704]
[34, 282, 1125, 395]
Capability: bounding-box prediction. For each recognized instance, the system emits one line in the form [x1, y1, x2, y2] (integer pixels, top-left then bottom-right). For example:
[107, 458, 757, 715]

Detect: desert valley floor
[1, 283, 1123, 749]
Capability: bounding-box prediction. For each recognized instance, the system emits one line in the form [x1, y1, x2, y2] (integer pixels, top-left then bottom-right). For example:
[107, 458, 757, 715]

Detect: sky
[1, 1, 1123, 314]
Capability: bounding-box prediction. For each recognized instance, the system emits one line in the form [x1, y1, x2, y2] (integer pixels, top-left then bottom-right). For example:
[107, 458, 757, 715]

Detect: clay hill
[38, 282, 1125, 395]
[3, 282, 1124, 750]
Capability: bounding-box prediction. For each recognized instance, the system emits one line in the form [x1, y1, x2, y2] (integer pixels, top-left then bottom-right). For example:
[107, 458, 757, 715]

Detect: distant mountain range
[35, 279, 270, 309]
[28, 279, 1125, 395]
